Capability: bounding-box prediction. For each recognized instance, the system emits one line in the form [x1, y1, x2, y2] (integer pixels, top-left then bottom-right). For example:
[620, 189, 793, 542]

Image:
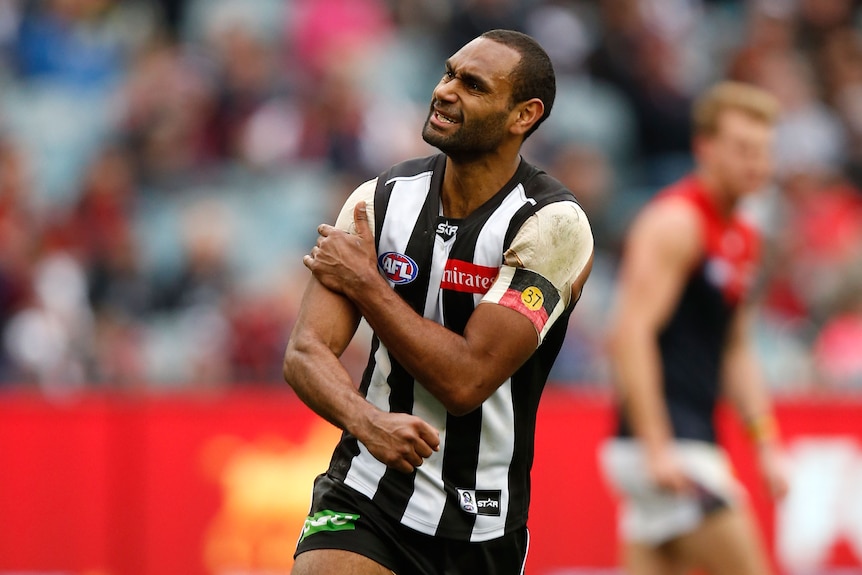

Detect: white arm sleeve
[334, 178, 378, 237]
[481, 201, 593, 343]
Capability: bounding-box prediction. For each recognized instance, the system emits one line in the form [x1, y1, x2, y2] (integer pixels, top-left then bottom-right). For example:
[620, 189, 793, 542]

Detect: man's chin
[422, 130, 451, 152]
[738, 181, 767, 197]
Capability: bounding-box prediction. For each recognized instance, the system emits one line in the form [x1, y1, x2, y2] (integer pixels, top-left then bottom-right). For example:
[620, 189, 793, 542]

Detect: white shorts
[598, 438, 745, 546]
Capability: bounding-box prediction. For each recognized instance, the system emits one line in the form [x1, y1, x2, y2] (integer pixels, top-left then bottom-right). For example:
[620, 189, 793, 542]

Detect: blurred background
[1, 0, 862, 393]
[0, 0, 862, 393]
[0, 0, 861, 574]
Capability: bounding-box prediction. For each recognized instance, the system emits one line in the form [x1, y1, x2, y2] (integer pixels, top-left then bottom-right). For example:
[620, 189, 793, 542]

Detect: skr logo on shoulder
[378, 251, 419, 285]
[436, 218, 459, 241]
[300, 509, 360, 542]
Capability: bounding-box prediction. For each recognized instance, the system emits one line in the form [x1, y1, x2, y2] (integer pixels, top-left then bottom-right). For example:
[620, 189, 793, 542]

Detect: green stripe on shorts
[300, 509, 361, 542]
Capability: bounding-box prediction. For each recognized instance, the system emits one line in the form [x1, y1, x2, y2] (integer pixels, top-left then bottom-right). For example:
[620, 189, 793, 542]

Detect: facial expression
[422, 38, 521, 158]
[698, 109, 775, 199]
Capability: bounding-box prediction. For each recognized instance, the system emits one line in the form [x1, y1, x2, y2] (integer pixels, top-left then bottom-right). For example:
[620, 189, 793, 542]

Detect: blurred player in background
[602, 82, 788, 575]
[284, 30, 593, 575]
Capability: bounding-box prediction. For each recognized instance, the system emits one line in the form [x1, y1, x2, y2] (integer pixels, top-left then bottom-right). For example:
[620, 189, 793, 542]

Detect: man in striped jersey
[284, 29, 594, 575]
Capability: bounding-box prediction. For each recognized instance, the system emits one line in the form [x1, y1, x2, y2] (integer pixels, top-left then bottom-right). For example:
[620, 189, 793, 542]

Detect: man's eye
[444, 70, 455, 80]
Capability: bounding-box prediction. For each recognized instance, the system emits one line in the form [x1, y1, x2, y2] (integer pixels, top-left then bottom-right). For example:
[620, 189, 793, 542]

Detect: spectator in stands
[814, 274, 862, 391]
[122, 38, 219, 186]
[816, 27, 862, 187]
[0, 0, 859, 391]
[0, 136, 36, 382]
[589, 0, 697, 187]
[3, 251, 93, 392]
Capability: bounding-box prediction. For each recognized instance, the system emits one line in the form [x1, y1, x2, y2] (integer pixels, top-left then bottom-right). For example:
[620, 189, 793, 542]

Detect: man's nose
[433, 79, 458, 103]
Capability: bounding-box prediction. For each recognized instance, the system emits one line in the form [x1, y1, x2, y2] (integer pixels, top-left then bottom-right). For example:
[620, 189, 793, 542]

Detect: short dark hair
[480, 29, 556, 139]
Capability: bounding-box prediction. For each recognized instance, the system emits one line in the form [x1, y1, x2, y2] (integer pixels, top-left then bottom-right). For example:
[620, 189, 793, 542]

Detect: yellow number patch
[520, 286, 544, 311]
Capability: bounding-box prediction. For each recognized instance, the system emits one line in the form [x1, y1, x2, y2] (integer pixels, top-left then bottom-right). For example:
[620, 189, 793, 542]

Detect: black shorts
[295, 474, 529, 575]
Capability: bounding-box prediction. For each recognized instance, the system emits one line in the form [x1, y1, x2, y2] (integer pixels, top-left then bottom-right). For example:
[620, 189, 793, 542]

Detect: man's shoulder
[381, 153, 445, 183]
[636, 195, 703, 242]
[519, 162, 576, 202]
[651, 175, 701, 205]
[645, 176, 709, 224]
[627, 189, 705, 266]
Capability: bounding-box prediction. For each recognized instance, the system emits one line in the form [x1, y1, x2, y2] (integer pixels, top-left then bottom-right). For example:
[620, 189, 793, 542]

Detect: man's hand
[304, 202, 378, 299]
[353, 409, 440, 474]
[647, 445, 693, 495]
[757, 443, 789, 500]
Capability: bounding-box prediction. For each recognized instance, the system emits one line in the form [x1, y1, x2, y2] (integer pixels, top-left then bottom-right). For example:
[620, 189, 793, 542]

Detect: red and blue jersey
[619, 176, 761, 443]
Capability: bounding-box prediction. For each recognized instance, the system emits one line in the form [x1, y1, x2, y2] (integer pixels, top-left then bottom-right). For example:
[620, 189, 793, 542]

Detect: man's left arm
[305, 201, 593, 416]
[722, 306, 789, 499]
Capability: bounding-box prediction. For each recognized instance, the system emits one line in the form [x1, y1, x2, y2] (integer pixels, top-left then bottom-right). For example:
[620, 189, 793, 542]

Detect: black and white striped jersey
[327, 153, 592, 542]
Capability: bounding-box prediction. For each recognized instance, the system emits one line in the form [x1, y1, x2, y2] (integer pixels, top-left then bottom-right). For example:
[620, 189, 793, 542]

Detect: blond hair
[693, 81, 780, 136]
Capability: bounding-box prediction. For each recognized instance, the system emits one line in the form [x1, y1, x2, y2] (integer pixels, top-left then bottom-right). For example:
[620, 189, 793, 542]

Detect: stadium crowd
[0, 0, 861, 393]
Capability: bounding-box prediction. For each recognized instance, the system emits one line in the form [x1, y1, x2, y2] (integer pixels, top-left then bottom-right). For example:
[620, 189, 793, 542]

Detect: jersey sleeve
[334, 178, 378, 237]
[481, 201, 593, 344]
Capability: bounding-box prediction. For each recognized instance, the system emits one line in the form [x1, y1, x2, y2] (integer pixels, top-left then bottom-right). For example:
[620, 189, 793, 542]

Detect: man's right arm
[282, 178, 379, 442]
[282, 278, 366, 432]
[283, 271, 440, 473]
[606, 197, 702, 492]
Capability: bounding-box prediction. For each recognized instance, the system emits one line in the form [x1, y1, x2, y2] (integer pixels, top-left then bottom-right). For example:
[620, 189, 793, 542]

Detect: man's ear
[511, 98, 544, 137]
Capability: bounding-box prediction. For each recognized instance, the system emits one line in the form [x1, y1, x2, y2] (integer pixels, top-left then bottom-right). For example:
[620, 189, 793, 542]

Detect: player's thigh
[292, 548, 393, 575]
[669, 506, 772, 575]
[624, 541, 687, 575]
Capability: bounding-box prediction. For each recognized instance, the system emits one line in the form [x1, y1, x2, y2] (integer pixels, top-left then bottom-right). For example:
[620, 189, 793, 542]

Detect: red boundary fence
[0, 389, 860, 574]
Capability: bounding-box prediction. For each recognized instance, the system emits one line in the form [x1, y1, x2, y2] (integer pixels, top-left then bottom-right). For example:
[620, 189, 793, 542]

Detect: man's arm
[283, 276, 439, 473]
[605, 198, 702, 493]
[305, 201, 592, 416]
[721, 306, 788, 499]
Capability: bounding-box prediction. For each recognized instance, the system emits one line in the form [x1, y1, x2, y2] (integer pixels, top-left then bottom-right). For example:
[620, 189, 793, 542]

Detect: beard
[421, 106, 510, 160]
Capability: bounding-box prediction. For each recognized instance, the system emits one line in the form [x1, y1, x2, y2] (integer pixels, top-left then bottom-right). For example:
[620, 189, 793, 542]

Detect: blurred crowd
[0, 0, 861, 394]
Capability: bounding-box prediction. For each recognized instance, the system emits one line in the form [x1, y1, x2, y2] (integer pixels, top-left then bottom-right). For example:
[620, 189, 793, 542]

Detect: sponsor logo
[378, 252, 419, 284]
[441, 260, 498, 294]
[721, 229, 745, 257]
[705, 258, 732, 288]
[458, 489, 476, 513]
[705, 257, 755, 304]
[777, 437, 862, 571]
[202, 422, 342, 572]
[436, 219, 459, 241]
[300, 509, 361, 542]
[456, 488, 502, 517]
[520, 286, 544, 311]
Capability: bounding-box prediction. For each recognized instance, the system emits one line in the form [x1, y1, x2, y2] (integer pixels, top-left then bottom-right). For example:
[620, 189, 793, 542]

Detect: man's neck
[441, 153, 521, 219]
[696, 168, 738, 218]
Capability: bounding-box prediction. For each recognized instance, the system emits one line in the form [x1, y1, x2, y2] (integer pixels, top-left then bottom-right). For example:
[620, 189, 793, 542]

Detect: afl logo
[378, 252, 419, 284]
[457, 489, 477, 514]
